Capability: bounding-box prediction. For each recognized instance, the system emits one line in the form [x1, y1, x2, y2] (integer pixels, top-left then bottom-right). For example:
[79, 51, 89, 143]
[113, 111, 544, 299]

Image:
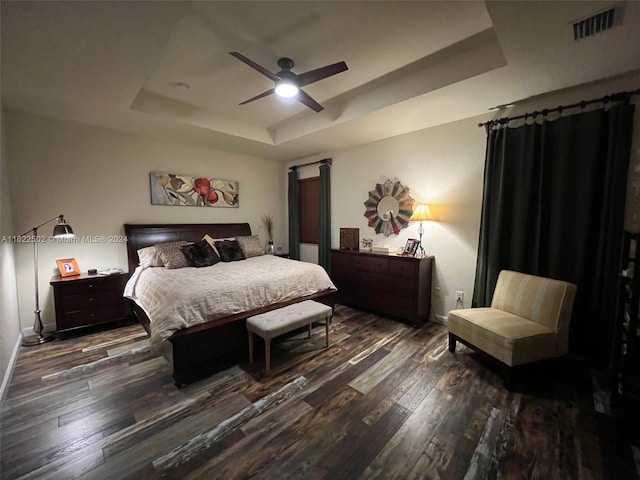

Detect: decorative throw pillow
[202, 234, 235, 255]
[236, 235, 264, 258]
[214, 239, 246, 262]
[180, 240, 220, 267]
[137, 245, 164, 267]
[155, 241, 190, 269]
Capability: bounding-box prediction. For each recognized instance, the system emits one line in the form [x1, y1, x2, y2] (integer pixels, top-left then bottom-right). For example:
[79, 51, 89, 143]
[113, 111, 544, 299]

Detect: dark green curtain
[319, 161, 331, 272]
[288, 167, 300, 260]
[473, 102, 635, 364]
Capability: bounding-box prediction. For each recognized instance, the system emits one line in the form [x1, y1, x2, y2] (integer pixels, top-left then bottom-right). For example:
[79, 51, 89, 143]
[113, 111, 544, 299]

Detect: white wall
[4, 110, 282, 332]
[286, 117, 486, 320]
[0, 108, 22, 399]
[332, 118, 486, 319]
[286, 71, 640, 322]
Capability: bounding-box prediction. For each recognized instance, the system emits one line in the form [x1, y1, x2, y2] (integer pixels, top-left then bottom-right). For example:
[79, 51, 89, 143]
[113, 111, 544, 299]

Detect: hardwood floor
[1, 304, 637, 479]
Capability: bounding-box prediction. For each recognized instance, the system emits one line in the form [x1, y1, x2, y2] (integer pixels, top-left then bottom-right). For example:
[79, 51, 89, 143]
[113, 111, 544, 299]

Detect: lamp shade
[52, 216, 74, 238]
[409, 204, 434, 222]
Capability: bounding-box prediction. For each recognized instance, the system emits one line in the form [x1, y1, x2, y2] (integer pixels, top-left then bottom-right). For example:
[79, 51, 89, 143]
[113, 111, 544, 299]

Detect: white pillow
[137, 245, 164, 267]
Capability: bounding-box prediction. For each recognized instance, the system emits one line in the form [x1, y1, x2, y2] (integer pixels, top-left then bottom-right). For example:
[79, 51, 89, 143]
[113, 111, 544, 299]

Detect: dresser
[50, 272, 128, 332]
[330, 249, 433, 326]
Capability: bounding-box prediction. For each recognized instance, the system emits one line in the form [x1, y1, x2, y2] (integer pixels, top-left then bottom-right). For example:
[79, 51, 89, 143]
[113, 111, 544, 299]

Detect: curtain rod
[478, 88, 640, 130]
[289, 157, 332, 170]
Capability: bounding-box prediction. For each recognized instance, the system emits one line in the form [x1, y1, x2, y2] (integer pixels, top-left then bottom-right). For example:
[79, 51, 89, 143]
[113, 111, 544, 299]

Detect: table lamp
[408, 204, 433, 257]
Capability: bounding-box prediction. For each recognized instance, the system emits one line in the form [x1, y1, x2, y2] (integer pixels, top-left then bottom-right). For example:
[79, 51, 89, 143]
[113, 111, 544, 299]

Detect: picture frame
[339, 228, 359, 250]
[402, 238, 419, 256]
[56, 258, 80, 277]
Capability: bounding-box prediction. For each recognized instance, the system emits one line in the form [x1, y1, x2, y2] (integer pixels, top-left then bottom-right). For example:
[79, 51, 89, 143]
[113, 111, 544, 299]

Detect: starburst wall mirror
[363, 179, 414, 236]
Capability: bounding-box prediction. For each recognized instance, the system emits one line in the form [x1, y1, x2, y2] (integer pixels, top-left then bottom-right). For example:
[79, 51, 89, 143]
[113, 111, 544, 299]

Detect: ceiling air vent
[572, 4, 624, 40]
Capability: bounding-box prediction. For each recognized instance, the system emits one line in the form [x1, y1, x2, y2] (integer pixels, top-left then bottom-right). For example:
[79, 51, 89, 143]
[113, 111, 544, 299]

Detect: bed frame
[124, 223, 337, 386]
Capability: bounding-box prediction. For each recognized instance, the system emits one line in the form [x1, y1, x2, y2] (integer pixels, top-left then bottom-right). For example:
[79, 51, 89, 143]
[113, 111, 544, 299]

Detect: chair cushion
[448, 307, 557, 366]
[491, 270, 576, 338]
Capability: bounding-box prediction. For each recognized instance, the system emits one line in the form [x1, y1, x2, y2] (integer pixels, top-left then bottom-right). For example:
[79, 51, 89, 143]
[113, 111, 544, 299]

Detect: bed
[123, 223, 337, 386]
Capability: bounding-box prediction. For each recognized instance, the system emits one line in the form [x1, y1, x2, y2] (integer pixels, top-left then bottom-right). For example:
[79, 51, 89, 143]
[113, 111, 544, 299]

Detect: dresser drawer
[350, 254, 389, 273]
[384, 295, 414, 318]
[388, 260, 416, 277]
[331, 249, 433, 327]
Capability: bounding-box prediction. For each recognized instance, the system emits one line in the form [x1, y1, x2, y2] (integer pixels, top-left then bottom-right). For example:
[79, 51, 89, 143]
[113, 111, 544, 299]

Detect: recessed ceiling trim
[130, 90, 275, 144]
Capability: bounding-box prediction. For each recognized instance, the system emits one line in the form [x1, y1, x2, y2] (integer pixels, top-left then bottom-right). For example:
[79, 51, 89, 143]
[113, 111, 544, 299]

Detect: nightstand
[274, 252, 290, 259]
[50, 272, 128, 332]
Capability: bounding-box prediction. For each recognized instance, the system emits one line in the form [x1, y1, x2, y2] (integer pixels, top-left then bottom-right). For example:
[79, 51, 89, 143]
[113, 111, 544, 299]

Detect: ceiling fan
[229, 51, 348, 112]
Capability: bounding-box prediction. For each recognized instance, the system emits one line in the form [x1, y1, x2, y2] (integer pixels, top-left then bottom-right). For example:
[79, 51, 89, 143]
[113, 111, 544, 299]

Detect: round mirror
[377, 196, 400, 221]
[364, 179, 414, 236]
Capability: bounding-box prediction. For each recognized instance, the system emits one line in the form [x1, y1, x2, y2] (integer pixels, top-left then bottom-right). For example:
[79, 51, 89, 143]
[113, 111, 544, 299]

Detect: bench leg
[248, 331, 254, 363]
[308, 323, 312, 339]
[325, 317, 330, 348]
[265, 339, 271, 375]
[448, 332, 457, 352]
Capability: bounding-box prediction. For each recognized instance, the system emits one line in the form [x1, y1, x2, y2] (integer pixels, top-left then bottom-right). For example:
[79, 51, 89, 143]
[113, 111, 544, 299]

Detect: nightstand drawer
[59, 291, 119, 312]
[58, 278, 116, 295]
[50, 272, 128, 332]
[59, 306, 122, 329]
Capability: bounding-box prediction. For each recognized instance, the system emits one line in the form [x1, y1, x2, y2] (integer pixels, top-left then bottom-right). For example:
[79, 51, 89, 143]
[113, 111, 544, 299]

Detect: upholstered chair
[447, 270, 577, 386]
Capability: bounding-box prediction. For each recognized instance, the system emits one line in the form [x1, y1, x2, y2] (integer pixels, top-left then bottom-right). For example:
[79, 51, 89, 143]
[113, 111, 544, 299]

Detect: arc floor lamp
[20, 214, 74, 346]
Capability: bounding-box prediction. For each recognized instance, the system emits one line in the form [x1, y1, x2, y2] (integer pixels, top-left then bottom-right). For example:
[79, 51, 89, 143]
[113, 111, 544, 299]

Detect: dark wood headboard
[124, 223, 252, 274]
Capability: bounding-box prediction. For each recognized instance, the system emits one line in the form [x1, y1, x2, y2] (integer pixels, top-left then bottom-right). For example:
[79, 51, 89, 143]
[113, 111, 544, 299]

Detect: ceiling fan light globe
[275, 81, 299, 98]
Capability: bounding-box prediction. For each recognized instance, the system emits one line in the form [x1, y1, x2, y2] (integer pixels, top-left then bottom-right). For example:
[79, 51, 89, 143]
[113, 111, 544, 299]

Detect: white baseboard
[0, 333, 22, 402]
[432, 314, 448, 325]
[21, 322, 55, 337]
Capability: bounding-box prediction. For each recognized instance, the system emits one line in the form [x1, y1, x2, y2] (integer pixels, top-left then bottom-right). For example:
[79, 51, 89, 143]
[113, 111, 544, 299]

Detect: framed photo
[403, 238, 419, 256]
[339, 227, 359, 250]
[56, 258, 80, 277]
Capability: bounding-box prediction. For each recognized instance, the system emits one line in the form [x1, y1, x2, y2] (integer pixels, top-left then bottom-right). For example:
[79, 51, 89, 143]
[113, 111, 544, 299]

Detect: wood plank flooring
[1, 304, 638, 479]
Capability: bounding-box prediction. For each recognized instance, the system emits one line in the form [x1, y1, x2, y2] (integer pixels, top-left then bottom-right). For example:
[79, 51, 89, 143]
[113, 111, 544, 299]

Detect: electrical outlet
[455, 291, 464, 302]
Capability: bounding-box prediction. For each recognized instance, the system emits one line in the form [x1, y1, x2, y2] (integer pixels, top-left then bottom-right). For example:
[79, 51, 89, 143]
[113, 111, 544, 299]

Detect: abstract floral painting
[150, 172, 239, 207]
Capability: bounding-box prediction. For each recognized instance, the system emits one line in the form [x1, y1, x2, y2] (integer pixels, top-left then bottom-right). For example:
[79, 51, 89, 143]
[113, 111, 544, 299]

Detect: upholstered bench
[246, 300, 333, 374]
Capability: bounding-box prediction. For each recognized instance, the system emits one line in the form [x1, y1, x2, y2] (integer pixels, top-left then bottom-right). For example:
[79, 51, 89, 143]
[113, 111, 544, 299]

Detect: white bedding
[124, 255, 336, 350]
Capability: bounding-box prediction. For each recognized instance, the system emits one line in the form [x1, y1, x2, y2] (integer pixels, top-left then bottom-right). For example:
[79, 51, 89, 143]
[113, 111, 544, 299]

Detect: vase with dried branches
[262, 214, 274, 254]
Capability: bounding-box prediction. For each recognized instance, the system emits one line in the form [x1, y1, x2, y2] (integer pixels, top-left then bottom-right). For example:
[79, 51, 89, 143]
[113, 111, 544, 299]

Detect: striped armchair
[447, 270, 576, 381]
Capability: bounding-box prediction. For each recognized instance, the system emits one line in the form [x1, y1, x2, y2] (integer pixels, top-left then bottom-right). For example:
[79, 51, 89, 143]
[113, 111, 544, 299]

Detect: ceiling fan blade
[297, 89, 324, 112]
[296, 61, 348, 87]
[229, 52, 279, 81]
[239, 88, 275, 105]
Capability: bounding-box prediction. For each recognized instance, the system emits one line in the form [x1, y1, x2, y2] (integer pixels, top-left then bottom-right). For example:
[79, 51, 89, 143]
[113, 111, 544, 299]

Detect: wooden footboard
[131, 289, 336, 386]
